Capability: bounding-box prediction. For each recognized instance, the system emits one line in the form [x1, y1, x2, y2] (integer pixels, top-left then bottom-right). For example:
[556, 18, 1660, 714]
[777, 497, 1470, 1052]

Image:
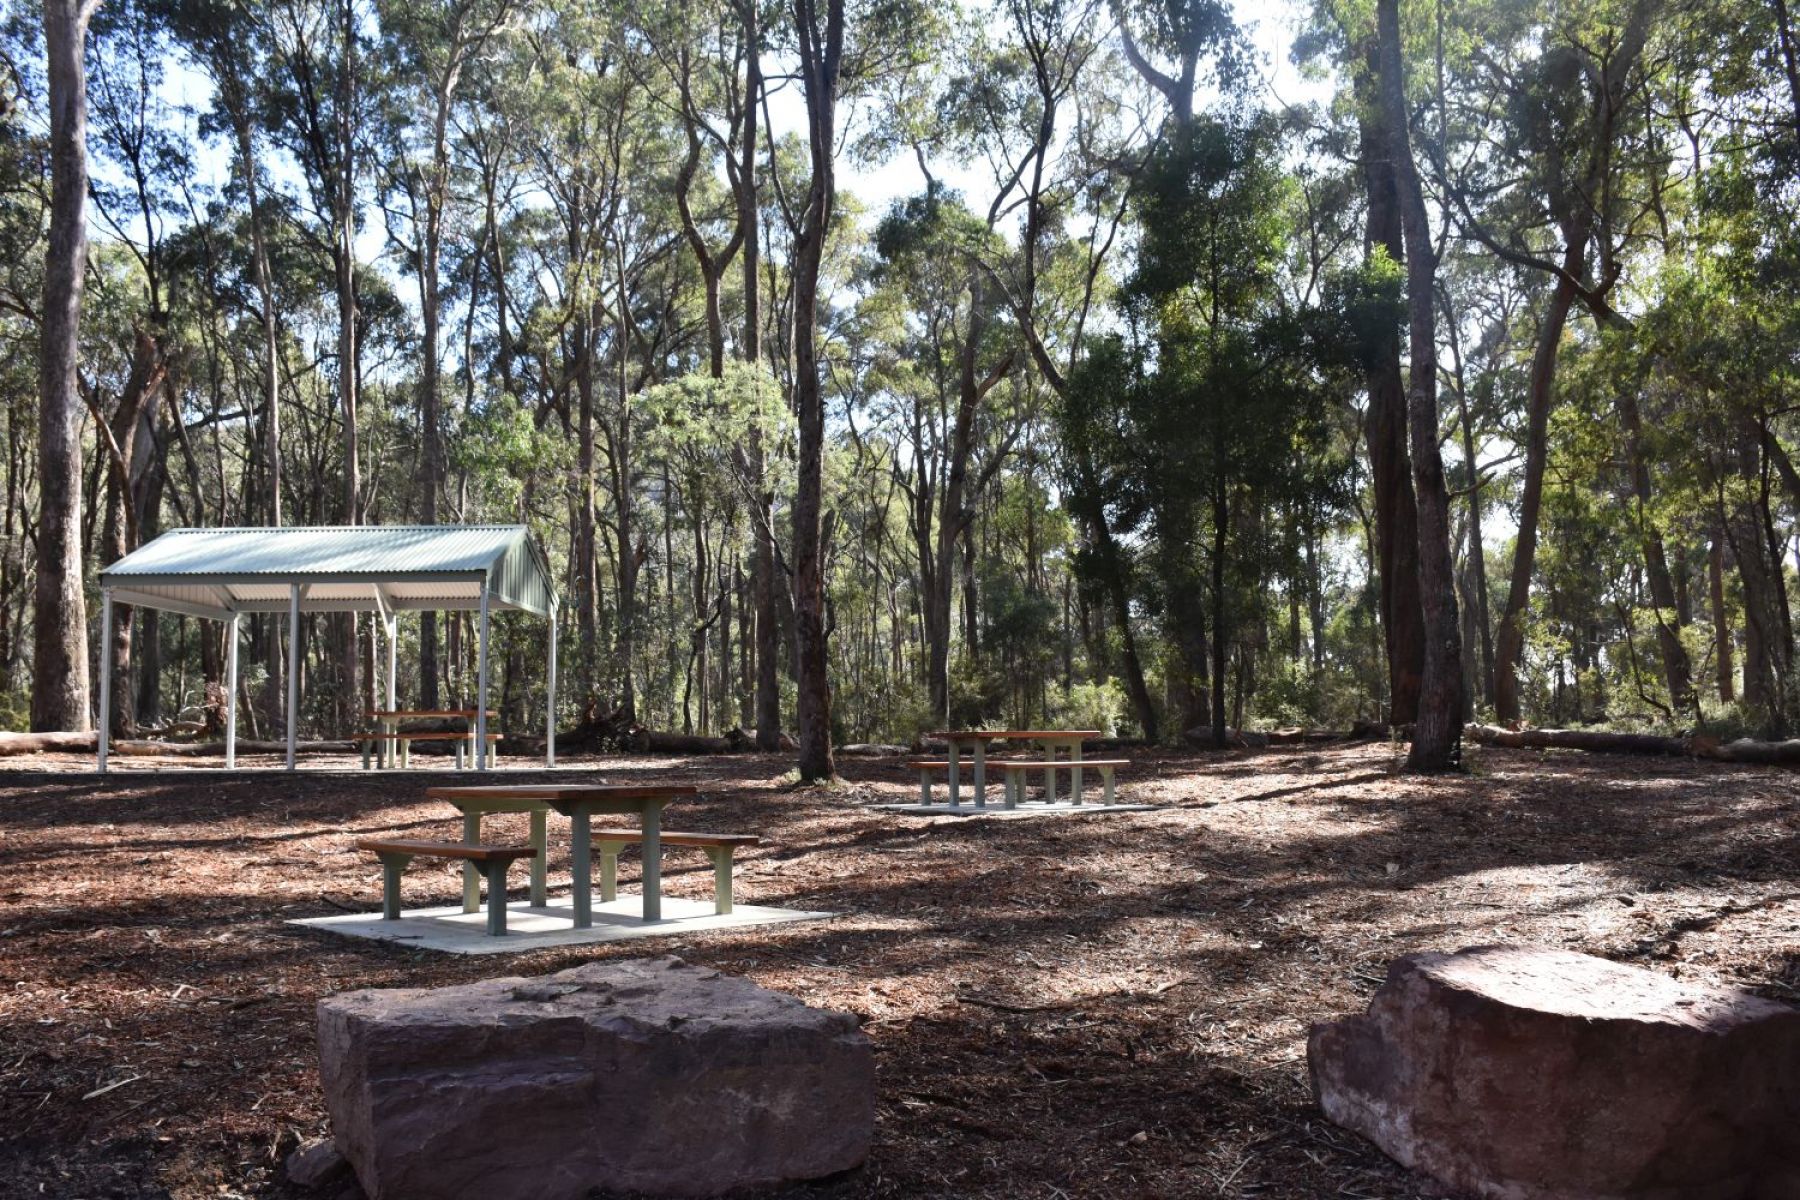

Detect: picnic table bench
[356, 838, 537, 935]
[588, 830, 759, 914]
[361, 709, 499, 769]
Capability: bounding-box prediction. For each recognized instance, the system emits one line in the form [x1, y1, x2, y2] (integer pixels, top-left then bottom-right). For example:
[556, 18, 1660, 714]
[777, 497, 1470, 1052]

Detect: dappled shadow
[2, 742, 1795, 1199]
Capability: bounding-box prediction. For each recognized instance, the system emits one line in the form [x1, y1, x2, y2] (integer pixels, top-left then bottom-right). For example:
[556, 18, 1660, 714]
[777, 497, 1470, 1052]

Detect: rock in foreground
[318, 955, 873, 1199]
[1309, 945, 1800, 1200]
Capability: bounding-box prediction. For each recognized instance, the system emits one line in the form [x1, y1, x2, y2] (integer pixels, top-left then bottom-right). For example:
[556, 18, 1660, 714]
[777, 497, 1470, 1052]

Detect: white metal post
[97, 590, 114, 775]
[384, 612, 397, 711]
[476, 588, 491, 770]
[224, 612, 240, 768]
[383, 612, 398, 768]
[286, 584, 301, 771]
[546, 601, 557, 767]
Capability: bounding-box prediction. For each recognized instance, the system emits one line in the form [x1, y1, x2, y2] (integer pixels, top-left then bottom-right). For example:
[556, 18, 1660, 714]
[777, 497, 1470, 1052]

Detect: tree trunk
[1356, 72, 1424, 725]
[1454, 355, 1495, 706]
[790, 0, 844, 781]
[32, 0, 97, 734]
[1492, 273, 1580, 723]
[1617, 387, 1694, 716]
[333, 0, 360, 734]
[1710, 533, 1734, 702]
[1377, 0, 1464, 770]
[416, 58, 457, 710]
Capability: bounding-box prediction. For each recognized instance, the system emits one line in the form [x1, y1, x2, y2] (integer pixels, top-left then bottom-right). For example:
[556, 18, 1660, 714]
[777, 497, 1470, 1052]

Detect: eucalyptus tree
[380, 0, 514, 706]
[33, 0, 99, 733]
[789, 0, 844, 780]
[86, 0, 198, 732]
[1375, 0, 1462, 769]
[629, 0, 784, 746]
[1437, 0, 1668, 724]
[968, 0, 1161, 736]
[259, 0, 382, 726]
[1099, 113, 1349, 745]
[167, 0, 285, 528]
[865, 186, 1020, 721]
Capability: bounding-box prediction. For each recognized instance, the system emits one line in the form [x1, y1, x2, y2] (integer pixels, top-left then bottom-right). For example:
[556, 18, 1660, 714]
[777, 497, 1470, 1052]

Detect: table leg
[1043, 739, 1056, 805]
[385, 719, 397, 769]
[1070, 738, 1085, 805]
[570, 810, 593, 929]
[947, 739, 961, 808]
[483, 859, 510, 936]
[379, 852, 410, 920]
[641, 803, 662, 921]
[599, 842, 622, 901]
[461, 810, 481, 913]
[528, 808, 547, 906]
[973, 740, 987, 808]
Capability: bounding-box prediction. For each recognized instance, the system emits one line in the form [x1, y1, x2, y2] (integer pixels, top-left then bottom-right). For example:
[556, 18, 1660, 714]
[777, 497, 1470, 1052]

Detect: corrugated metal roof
[100, 526, 558, 618]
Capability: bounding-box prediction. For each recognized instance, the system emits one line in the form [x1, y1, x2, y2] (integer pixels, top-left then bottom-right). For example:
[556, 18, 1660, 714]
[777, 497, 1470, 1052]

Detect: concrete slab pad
[289, 894, 836, 955]
[872, 802, 1159, 818]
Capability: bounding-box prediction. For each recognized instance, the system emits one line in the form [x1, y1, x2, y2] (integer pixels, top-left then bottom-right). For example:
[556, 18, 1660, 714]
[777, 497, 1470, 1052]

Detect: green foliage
[1050, 678, 1128, 738]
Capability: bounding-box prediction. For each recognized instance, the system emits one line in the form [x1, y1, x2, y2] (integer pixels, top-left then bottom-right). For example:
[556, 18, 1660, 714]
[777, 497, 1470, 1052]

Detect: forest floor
[1, 741, 1797, 1200]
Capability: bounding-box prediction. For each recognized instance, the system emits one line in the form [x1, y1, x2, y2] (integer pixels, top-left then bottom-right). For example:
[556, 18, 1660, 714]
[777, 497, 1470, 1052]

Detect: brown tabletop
[426, 783, 700, 802]
[929, 730, 1102, 740]
[372, 709, 497, 719]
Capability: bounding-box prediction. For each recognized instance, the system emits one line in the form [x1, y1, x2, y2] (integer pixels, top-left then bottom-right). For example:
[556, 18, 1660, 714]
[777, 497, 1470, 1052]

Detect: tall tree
[1350, 35, 1423, 725]
[385, 0, 512, 706]
[32, 0, 101, 733]
[789, 0, 843, 780]
[1445, 0, 1662, 723]
[1376, 0, 1463, 769]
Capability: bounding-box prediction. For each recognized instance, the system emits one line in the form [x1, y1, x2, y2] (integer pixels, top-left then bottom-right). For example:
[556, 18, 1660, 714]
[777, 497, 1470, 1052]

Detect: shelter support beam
[546, 601, 558, 767]
[476, 587, 491, 771]
[225, 612, 241, 768]
[287, 584, 301, 771]
[97, 590, 114, 774]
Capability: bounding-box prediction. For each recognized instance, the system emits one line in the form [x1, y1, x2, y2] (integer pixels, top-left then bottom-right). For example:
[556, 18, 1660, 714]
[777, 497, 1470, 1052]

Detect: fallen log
[1466, 724, 1694, 756]
[1710, 737, 1800, 765]
[0, 731, 98, 756]
[0, 732, 358, 758]
[836, 743, 907, 757]
[1265, 728, 1372, 745]
[1184, 727, 1270, 749]
[113, 739, 352, 757]
[626, 727, 733, 755]
[1464, 724, 1755, 760]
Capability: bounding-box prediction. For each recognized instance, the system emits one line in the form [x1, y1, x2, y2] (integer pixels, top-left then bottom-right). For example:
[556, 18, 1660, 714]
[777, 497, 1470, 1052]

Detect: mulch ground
[1, 742, 1796, 1200]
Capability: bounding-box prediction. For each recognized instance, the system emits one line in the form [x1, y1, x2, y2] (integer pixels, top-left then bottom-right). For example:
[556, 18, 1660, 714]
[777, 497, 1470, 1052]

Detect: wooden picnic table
[426, 783, 700, 927]
[366, 709, 499, 768]
[928, 730, 1101, 808]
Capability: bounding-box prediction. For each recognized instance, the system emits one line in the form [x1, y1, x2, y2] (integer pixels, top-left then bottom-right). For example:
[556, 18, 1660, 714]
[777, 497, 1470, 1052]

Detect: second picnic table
[930, 730, 1101, 808]
[425, 782, 699, 926]
[367, 708, 498, 768]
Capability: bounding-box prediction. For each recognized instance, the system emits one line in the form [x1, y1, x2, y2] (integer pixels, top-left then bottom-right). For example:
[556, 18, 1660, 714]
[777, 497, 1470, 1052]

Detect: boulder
[285, 1138, 351, 1190]
[1309, 945, 1800, 1200]
[318, 955, 874, 1199]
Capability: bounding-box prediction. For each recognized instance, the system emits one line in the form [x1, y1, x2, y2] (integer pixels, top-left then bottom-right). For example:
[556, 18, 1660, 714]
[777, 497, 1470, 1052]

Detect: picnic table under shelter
[94, 524, 559, 773]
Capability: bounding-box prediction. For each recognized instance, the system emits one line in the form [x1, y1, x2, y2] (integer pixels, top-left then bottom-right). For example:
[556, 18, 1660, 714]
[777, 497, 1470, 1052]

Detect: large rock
[318, 955, 874, 1199]
[1309, 945, 1800, 1200]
